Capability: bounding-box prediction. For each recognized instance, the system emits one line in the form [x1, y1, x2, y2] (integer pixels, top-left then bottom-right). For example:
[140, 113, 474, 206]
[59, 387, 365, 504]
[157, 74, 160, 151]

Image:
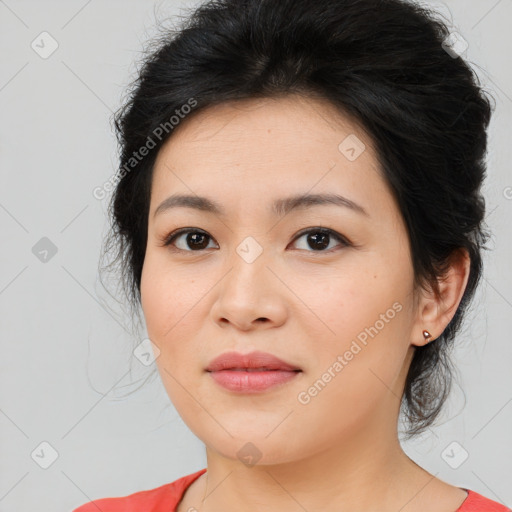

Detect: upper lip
[205, 351, 301, 372]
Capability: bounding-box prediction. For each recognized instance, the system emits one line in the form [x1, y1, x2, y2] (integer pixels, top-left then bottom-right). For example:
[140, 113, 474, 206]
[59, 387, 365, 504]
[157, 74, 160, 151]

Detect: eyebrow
[153, 192, 369, 218]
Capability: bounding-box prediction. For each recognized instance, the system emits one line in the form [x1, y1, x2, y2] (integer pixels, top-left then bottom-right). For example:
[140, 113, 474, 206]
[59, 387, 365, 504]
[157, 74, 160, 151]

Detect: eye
[290, 227, 350, 253]
[159, 227, 350, 253]
[160, 228, 218, 252]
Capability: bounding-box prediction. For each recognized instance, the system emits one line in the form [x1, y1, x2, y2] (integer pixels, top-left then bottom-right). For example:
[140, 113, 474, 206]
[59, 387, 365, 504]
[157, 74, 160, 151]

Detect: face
[140, 95, 420, 464]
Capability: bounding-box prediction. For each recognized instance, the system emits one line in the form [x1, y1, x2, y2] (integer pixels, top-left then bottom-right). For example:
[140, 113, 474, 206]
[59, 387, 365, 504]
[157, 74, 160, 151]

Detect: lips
[205, 351, 302, 393]
[205, 350, 301, 372]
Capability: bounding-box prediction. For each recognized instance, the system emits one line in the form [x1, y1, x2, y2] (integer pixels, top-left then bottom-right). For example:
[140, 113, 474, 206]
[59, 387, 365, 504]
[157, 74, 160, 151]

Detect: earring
[422, 330, 434, 343]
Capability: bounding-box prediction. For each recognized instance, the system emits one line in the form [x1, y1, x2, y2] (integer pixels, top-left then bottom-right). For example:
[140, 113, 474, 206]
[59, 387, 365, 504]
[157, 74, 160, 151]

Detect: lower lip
[208, 369, 301, 392]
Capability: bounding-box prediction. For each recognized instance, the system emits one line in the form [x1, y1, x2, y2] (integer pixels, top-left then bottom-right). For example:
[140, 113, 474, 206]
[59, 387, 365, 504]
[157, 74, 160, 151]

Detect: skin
[140, 94, 471, 512]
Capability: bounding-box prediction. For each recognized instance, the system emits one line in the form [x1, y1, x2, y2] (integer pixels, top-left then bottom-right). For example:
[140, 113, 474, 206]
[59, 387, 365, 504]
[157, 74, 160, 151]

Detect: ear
[411, 248, 471, 347]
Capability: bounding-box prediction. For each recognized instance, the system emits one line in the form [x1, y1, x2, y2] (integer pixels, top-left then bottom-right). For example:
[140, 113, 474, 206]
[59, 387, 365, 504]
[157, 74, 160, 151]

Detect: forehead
[150, 94, 391, 217]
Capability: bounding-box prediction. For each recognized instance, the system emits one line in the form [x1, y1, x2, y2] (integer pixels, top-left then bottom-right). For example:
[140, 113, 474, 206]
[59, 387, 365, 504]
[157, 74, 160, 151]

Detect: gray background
[0, 1, 511, 511]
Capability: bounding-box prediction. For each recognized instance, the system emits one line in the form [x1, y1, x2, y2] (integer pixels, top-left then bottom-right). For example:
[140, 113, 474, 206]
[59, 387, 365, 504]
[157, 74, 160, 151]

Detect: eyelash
[158, 227, 351, 254]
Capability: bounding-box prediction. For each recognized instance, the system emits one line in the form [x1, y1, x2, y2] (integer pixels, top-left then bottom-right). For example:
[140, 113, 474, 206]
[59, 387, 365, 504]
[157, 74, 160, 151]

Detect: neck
[198, 414, 432, 512]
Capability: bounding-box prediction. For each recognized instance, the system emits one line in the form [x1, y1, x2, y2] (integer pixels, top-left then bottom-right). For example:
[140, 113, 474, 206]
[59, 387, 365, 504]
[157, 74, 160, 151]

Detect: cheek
[140, 267, 174, 342]
[140, 258, 202, 406]
[140, 253, 215, 389]
[293, 266, 411, 399]
[291, 263, 403, 342]
[292, 292, 410, 442]
[141, 254, 198, 341]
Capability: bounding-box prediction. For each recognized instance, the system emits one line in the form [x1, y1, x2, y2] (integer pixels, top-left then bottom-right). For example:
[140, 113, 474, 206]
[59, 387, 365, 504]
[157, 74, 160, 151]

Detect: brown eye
[162, 229, 217, 252]
[160, 227, 350, 254]
[291, 228, 349, 252]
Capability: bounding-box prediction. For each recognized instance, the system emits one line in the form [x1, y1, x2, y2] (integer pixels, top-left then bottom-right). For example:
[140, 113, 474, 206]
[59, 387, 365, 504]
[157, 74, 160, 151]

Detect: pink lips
[205, 350, 302, 393]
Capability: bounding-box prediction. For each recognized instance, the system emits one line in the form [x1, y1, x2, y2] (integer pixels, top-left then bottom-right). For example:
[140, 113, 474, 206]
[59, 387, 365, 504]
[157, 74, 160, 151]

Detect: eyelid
[158, 227, 217, 249]
[290, 227, 350, 250]
[159, 227, 351, 252]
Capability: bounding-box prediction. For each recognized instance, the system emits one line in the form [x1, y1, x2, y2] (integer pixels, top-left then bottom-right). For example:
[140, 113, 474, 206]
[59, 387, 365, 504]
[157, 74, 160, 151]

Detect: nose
[210, 249, 288, 332]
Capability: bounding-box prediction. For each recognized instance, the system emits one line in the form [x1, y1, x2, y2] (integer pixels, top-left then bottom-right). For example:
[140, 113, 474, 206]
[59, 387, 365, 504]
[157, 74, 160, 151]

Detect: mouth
[207, 368, 301, 393]
[215, 367, 300, 372]
[205, 350, 301, 372]
[205, 351, 302, 393]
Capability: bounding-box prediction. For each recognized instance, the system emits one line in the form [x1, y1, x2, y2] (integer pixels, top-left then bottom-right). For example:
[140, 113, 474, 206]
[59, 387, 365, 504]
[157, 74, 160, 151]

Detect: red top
[73, 468, 510, 512]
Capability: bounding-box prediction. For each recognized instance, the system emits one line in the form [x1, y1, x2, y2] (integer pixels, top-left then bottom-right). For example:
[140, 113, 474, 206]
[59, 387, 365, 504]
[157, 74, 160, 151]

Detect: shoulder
[71, 468, 207, 512]
[457, 489, 511, 512]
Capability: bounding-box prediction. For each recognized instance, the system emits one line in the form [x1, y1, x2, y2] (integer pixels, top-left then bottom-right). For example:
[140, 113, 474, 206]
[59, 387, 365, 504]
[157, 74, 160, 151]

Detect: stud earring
[422, 329, 434, 343]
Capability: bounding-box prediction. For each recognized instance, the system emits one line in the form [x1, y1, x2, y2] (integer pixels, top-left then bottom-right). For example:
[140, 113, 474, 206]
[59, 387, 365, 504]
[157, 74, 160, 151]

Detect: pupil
[188, 232, 208, 250]
[308, 232, 329, 250]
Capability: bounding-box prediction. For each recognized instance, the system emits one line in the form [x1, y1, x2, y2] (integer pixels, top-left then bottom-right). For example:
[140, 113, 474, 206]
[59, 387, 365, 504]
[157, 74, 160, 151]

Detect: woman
[74, 0, 509, 510]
